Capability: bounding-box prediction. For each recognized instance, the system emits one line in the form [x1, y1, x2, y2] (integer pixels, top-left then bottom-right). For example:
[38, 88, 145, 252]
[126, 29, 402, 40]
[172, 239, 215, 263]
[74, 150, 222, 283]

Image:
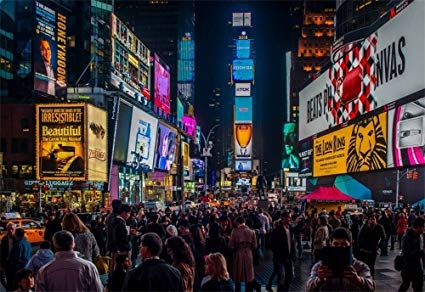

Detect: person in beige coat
[228, 216, 261, 291]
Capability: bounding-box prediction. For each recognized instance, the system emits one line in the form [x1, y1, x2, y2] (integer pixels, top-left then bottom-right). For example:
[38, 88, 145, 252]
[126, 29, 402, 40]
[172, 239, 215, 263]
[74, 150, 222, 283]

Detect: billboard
[236, 39, 251, 59]
[182, 142, 190, 171]
[234, 123, 253, 158]
[299, 138, 313, 177]
[235, 83, 251, 96]
[113, 100, 132, 162]
[232, 59, 254, 82]
[127, 107, 159, 170]
[36, 104, 85, 180]
[87, 104, 108, 182]
[111, 14, 151, 102]
[182, 115, 197, 137]
[191, 159, 204, 178]
[177, 60, 194, 82]
[387, 96, 425, 168]
[154, 54, 171, 114]
[232, 12, 251, 27]
[235, 159, 252, 172]
[299, 0, 425, 140]
[282, 123, 300, 170]
[235, 97, 253, 123]
[313, 112, 387, 177]
[154, 123, 178, 171]
[34, 1, 67, 98]
[177, 98, 184, 124]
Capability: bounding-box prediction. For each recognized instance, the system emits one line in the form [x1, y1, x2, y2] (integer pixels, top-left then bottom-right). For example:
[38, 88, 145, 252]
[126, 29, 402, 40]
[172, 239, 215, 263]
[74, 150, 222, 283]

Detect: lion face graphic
[347, 116, 387, 172]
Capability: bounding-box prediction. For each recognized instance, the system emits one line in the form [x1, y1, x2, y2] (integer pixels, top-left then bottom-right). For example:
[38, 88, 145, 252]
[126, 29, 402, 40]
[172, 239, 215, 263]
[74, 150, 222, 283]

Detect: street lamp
[200, 124, 220, 193]
[395, 168, 415, 209]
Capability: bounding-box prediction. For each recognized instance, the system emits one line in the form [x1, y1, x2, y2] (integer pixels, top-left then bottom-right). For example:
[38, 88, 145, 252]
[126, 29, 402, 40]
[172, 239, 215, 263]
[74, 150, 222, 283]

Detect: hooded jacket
[26, 248, 54, 276]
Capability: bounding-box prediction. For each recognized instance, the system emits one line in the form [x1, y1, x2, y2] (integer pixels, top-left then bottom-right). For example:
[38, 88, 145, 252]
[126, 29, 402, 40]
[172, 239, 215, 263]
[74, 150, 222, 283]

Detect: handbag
[394, 253, 403, 271]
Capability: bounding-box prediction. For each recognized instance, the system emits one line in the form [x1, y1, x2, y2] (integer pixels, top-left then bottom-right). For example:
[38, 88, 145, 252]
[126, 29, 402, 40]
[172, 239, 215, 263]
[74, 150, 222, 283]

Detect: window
[21, 118, 29, 132]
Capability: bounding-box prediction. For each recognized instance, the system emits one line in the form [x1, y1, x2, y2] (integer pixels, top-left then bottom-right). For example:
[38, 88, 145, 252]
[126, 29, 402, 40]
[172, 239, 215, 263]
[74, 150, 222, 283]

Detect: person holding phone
[306, 227, 375, 291]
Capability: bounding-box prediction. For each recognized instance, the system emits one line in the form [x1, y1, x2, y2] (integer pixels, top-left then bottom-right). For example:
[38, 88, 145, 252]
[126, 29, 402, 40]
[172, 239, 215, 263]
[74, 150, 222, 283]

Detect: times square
[0, 0, 424, 291]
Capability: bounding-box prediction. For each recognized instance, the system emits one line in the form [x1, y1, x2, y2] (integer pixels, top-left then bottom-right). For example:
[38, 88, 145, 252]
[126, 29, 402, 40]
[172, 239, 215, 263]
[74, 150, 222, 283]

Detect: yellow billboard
[87, 104, 108, 182]
[313, 112, 387, 177]
[182, 141, 190, 171]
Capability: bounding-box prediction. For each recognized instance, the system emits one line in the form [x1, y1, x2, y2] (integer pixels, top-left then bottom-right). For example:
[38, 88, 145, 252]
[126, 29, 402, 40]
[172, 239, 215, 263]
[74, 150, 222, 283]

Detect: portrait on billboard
[154, 123, 178, 171]
[281, 123, 300, 170]
[34, 37, 57, 96]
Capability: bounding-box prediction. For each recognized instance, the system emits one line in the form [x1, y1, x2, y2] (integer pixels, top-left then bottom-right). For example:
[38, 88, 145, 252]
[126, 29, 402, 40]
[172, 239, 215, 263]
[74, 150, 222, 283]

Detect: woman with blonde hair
[62, 213, 99, 261]
[201, 252, 234, 291]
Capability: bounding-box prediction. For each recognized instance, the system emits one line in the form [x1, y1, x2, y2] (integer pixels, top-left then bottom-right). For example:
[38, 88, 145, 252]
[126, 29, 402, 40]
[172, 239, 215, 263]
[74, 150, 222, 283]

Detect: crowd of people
[0, 197, 424, 292]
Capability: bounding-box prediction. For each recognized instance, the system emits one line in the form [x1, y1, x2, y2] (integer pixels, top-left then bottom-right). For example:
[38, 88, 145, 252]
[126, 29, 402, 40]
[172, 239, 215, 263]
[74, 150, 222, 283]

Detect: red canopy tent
[300, 186, 355, 202]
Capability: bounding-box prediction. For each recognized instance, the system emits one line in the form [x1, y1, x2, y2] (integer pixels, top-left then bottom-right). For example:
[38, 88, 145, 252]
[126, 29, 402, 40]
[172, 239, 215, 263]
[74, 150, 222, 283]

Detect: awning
[300, 186, 356, 202]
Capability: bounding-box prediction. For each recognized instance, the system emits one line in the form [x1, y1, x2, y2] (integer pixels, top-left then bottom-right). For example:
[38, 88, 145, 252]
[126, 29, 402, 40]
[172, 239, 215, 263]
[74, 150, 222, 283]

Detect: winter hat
[166, 224, 178, 237]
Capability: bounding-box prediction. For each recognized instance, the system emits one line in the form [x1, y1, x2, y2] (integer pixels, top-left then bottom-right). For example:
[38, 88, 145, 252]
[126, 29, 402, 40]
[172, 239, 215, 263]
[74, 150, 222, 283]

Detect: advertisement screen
[234, 123, 253, 159]
[177, 98, 184, 124]
[36, 104, 85, 180]
[113, 100, 132, 163]
[235, 83, 251, 97]
[34, 1, 67, 98]
[235, 160, 252, 172]
[282, 123, 300, 170]
[235, 97, 253, 123]
[191, 159, 205, 178]
[110, 14, 151, 102]
[177, 60, 194, 82]
[182, 142, 190, 171]
[154, 54, 171, 114]
[182, 115, 197, 137]
[127, 107, 159, 170]
[236, 39, 251, 59]
[232, 59, 254, 81]
[313, 112, 387, 177]
[299, 138, 313, 177]
[87, 104, 108, 182]
[387, 97, 425, 168]
[154, 123, 178, 171]
[299, 0, 424, 140]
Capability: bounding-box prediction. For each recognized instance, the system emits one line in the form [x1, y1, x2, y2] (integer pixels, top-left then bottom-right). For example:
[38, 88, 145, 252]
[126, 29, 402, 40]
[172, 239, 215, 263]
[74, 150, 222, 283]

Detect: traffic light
[412, 171, 418, 180]
[407, 171, 412, 179]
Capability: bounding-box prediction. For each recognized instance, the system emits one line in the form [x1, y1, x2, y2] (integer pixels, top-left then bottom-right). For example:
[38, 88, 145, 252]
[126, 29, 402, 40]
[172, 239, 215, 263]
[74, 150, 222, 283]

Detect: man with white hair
[36, 230, 103, 291]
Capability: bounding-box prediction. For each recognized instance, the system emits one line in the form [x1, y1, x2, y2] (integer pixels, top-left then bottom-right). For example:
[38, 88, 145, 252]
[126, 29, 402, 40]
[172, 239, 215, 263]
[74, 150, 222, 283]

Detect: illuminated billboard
[191, 159, 204, 178]
[177, 98, 184, 124]
[87, 104, 108, 182]
[234, 123, 253, 159]
[154, 123, 178, 171]
[36, 104, 85, 180]
[299, 0, 424, 140]
[387, 97, 425, 168]
[182, 142, 190, 171]
[236, 39, 251, 59]
[235, 83, 251, 97]
[232, 12, 251, 27]
[299, 138, 313, 177]
[182, 115, 197, 137]
[235, 97, 253, 123]
[313, 112, 387, 177]
[235, 160, 252, 172]
[177, 60, 194, 82]
[154, 54, 171, 114]
[282, 123, 300, 170]
[113, 100, 132, 162]
[127, 107, 159, 170]
[34, 1, 67, 98]
[232, 59, 254, 82]
[111, 14, 151, 102]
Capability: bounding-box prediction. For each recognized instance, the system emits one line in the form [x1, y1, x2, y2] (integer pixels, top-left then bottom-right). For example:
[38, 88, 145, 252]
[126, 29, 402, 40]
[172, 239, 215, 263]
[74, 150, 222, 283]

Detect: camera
[322, 246, 353, 277]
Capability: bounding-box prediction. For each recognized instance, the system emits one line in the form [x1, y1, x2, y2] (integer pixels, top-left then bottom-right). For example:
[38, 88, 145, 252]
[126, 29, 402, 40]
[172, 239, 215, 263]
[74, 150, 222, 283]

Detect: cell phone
[322, 246, 353, 276]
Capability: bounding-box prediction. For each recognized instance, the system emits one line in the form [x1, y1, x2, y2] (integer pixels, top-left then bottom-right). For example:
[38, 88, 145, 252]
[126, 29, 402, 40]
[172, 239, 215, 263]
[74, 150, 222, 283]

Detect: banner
[234, 123, 253, 159]
[36, 104, 85, 180]
[313, 112, 387, 177]
[182, 142, 190, 171]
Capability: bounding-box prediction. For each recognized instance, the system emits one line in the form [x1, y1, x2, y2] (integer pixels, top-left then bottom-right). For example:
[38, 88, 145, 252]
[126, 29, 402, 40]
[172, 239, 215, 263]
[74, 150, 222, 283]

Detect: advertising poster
[236, 39, 251, 59]
[191, 159, 205, 178]
[235, 97, 253, 123]
[232, 59, 254, 82]
[34, 1, 67, 98]
[154, 123, 178, 171]
[113, 100, 132, 163]
[234, 123, 253, 159]
[127, 107, 159, 170]
[299, 138, 313, 177]
[313, 112, 387, 177]
[235, 160, 252, 172]
[182, 115, 197, 136]
[299, 0, 424, 140]
[235, 83, 251, 96]
[387, 97, 425, 167]
[87, 104, 108, 182]
[282, 123, 300, 170]
[36, 104, 85, 180]
[182, 142, 190, 171]
[177, 98, 184, 124]
[154, 54, 171, 114]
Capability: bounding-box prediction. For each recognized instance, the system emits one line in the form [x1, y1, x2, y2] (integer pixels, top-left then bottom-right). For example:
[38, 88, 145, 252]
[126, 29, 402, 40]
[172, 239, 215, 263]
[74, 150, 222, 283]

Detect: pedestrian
[378, 210, 393, 256]
[7, 228, 32, 291]
[306, 227, 375, 291]
[35, 230, 103, 291]
[14, 268, 35, 292]
[0, 222, 16, 288]
[395, 212, 408, 249]
[106, 199, 123, 258]
[399, 217, 425, 292]
[201, 252, 234, 291]
[105, 254, 131, 292]
[313, 216, 329, 264]
[121, 232, 184, 291]
[109, 204, 132, 272]
[43, 213, 62, 248]
[25, 240, 54, 277]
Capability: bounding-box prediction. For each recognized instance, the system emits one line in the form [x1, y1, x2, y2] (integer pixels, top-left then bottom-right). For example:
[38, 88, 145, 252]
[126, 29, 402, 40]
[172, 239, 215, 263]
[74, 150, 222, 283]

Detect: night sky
[195, 1, 296, 178]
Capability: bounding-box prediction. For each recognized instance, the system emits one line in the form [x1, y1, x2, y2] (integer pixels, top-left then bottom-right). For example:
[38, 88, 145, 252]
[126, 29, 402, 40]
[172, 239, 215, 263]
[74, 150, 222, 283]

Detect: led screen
[282, 123, 300, 170]
[154, 54, 171, 114]
[182, 115, 197, 137]
[34, 1, 67, 98]
[177, 60, 194, 82]
[113, 100, 132, 162]
[236, 39, 251, 59]
[177, 98, 184, 124]
[235, 97, 253, 123]
[127, 107, 159, 170]
[182, 142, 190, 171]
[232, 59, 254, 82]
[87, 104, 108, 182]
[191, 159, 205, 178]
[235, 159, 252, 172]
[234, 123, 253, 158]
[154, 123, 178, 171]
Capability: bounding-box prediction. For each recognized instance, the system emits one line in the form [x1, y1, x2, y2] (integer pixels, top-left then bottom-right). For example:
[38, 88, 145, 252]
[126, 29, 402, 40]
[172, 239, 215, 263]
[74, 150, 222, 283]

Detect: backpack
[93, 255, 111, 275]
[394, 253, 403, 271]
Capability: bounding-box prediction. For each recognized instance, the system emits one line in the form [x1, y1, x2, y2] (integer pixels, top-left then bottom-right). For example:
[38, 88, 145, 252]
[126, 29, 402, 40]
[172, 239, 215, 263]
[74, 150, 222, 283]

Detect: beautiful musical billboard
[234, 123, 253, 159]
[387, 97, 425, 168]
[127, 107, 159, 171]
[299, 0, 424, 140]
[154, 123, 178, 171]
[87, 104, 108, 182]
[36, 104, 85, 180]
[232, 59, 254, 82]
[154, 54, 171, 114]
[235, 97, 253, 123]
[313, 112, 387, 177]
[34, 1, 67, 98]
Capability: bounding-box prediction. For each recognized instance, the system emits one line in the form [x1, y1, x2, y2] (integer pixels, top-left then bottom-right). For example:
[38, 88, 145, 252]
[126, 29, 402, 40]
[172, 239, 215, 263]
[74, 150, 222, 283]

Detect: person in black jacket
[106, 254, 131, 292]
[110, 204, 132, 272]
[201, 252, 234, 291]
[122, 232, 183, 291]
